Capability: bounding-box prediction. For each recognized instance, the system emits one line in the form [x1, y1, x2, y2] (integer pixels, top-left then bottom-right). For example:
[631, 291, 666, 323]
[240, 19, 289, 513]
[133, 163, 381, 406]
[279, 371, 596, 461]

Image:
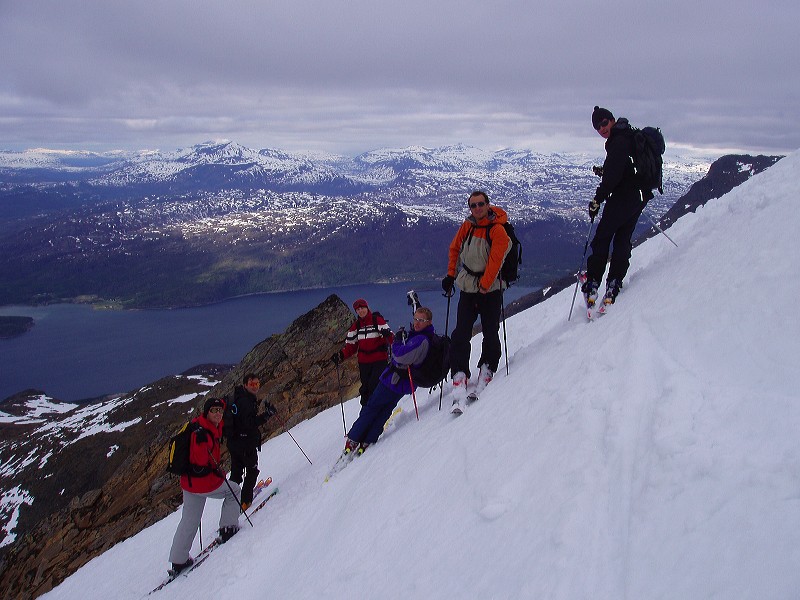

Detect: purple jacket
[378, 324, 435, 395]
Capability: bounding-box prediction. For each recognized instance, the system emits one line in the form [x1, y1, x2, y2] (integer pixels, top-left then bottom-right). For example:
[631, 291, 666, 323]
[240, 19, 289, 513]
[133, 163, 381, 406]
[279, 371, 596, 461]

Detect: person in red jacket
[331, 298, 394, 406]
[168, 397, 241, 576]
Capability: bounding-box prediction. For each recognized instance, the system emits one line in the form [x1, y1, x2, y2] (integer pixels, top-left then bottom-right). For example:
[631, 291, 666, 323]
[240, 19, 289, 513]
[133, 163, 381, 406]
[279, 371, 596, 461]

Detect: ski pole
[199, 522, 203, 551]
[568, 217, 595, 321]
[407, 289, 421, 314]
[334, 361, 347, 435]
[207, 449, 254, 527]
[646, 213, 678, 247]
[439, 288, 453, 411]
[407, 366, 420, 421]
[500, 287, 509, 376]
[274, 413, 313, 465]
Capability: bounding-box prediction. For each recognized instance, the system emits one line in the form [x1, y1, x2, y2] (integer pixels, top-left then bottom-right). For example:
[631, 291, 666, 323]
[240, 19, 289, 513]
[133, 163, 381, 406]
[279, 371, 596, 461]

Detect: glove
[441, 275, 455, 294]
[592, 165, 604, 177]
[588, 198, 601, 220]
[397, 326, 408, 344]
[263, 401, 278, 418]
[330, 352, 341, 365]
[381, 329, 393, 339]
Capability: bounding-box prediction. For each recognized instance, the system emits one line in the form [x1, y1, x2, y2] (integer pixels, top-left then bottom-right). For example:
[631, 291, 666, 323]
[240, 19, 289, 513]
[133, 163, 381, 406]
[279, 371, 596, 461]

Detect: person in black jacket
[223, 373, 277, 510]
[582, 106, 655, 306]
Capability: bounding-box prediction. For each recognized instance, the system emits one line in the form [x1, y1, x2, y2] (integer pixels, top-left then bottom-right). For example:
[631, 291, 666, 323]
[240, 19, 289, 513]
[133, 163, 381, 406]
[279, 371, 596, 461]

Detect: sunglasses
[469, 201, 487, 209]
[208, 407, 224, 414]
[413, 317, 430, 323]
[594, 118, 610, 131]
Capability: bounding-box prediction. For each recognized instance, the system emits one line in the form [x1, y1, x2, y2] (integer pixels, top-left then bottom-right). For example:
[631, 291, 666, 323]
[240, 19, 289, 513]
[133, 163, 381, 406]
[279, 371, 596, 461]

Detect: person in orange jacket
[168, 397, 241, 576]
[441, 191, 511, 413]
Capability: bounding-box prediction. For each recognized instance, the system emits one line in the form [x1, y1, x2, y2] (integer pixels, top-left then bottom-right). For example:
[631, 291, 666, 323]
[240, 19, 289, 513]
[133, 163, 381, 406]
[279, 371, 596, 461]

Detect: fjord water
[0, 282, 535, 402]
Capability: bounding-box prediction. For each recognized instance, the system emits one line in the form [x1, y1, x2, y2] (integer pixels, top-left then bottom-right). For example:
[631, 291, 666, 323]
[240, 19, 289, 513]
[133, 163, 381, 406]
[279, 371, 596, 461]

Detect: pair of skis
[577, 271, 614, 321]
[149, 478, 278, 594]
[324, 441, 374, 482]
[450, 385, 484, 416]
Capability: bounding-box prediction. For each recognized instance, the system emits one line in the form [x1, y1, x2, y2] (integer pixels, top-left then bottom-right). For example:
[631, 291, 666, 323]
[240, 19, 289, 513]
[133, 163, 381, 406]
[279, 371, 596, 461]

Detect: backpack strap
[188, 424, 214, 484]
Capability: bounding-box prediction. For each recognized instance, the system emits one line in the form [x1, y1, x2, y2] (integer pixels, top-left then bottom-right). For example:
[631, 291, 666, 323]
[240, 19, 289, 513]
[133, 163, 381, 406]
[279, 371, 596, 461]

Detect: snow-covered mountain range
[0, 141, 715, 308]
[0, 140, 709, 218]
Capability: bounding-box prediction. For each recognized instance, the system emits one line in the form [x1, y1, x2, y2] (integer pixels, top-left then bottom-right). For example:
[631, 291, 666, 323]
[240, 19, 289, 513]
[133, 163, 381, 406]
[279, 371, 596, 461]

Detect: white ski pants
[168, 480, 241, 564]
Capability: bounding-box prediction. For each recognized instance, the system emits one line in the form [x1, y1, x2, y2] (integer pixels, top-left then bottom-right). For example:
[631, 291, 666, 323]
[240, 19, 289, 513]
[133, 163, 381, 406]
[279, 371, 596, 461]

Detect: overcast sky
[1, 0, 798, 157]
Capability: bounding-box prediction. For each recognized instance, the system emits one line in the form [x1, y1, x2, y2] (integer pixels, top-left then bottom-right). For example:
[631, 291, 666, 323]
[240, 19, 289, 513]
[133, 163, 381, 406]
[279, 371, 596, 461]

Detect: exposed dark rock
[0, 316, 34, 339]
[636, 154, 783, 243]
[0, 294, 359, 600]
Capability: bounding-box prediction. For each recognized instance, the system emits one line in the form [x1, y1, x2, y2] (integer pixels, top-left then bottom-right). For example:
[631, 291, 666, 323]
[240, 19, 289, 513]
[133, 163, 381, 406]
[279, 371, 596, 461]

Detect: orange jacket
[447, 205, 511, 293]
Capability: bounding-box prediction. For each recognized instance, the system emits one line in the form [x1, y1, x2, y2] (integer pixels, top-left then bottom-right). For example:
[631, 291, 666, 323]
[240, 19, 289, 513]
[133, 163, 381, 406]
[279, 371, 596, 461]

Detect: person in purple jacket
[341, 306, 435, 454]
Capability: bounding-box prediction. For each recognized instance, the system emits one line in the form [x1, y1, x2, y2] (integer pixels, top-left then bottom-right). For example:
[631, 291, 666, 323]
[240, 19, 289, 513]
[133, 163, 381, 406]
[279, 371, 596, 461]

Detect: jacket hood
[405, 323, 435, 337]
[195, 413, 222, 435]
[609, 117, 631, 137]
[467, 204, 508, 227]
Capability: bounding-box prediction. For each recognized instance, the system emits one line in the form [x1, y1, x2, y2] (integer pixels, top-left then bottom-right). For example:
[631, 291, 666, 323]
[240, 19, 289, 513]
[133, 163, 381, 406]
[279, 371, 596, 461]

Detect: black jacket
[223, 386, 267, 451]
[596, 118, 654, 205]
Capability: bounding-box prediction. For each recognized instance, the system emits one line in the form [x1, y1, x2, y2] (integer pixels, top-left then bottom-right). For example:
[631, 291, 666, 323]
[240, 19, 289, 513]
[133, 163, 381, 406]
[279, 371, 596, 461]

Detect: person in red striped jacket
[331, 298, 394, 406]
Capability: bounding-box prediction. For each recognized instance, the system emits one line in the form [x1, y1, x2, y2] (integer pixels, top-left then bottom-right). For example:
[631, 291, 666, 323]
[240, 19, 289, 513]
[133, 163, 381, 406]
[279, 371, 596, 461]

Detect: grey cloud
[0, 0, 798, 154]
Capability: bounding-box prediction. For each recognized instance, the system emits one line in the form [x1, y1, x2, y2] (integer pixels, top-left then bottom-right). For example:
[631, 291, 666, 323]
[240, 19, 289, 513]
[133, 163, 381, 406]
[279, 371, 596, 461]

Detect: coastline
[0, 316, 35, 339]
[0, 277, 443, 312]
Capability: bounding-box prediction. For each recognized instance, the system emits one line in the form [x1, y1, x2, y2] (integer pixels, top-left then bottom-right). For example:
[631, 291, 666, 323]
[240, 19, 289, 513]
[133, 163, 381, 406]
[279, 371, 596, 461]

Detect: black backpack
[166, 421, 212, 476]
[410, 333, 451, 389]
[486, 222, 523, 285]
[632, 126, 666, 194]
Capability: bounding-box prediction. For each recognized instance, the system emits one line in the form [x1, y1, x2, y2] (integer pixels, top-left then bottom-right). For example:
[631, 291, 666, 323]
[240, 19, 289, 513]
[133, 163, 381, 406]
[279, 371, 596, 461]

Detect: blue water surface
[1, 282, 536, 402]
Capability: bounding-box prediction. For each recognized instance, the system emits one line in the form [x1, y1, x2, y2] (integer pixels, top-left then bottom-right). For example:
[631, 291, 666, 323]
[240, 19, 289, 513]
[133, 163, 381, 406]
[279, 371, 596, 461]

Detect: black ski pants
[358, 361, 386, 407]
[449, 289, 503, 379]
[228, 444, 259, 505]
[586, 196, 646, 285]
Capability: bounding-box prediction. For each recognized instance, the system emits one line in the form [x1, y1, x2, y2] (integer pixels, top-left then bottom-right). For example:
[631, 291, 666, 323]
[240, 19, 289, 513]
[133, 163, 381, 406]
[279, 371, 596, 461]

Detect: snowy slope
[42, 151, 800, 599]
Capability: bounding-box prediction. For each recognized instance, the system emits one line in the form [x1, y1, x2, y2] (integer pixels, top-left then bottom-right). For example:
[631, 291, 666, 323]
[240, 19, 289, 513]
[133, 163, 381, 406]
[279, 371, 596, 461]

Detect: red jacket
[341, 310, 393, 364]
[180, 413, 226, 494]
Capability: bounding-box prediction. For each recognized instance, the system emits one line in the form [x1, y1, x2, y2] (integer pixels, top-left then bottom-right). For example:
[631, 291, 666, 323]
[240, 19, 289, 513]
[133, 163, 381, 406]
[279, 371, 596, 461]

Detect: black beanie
[592, 106, 614, 129]
[203, 397, 226, 417]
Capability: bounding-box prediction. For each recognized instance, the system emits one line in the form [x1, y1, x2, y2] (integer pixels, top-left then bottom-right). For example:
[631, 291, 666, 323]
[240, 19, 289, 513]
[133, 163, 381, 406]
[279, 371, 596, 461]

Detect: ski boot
[469, 364, 493, 401]
[169, 558, 194, 577]
[603, 278, 621, 305]
[451, 371, 467, 414]
[581, 276, 600, 308]
[218, 526, 239, 544]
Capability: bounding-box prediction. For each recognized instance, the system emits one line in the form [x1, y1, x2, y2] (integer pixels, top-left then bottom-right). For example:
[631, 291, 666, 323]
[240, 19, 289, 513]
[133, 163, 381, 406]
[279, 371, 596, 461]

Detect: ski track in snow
[38, 150, 800, 600]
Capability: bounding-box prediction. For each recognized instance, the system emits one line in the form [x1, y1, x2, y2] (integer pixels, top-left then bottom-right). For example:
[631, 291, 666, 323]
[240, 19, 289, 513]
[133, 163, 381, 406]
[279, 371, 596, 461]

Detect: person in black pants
[223, 373, 276, 510]
[583, 106, 654, 306]
[442, 191, 511, 413]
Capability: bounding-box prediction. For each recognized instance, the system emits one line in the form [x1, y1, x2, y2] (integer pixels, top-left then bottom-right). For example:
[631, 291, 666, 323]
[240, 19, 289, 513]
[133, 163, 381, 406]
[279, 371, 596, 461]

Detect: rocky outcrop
[0, 294, 359, 599]
[207, 294, 360, 428]
[0, 316, 34, 339]
[637, 154, 783, 243]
